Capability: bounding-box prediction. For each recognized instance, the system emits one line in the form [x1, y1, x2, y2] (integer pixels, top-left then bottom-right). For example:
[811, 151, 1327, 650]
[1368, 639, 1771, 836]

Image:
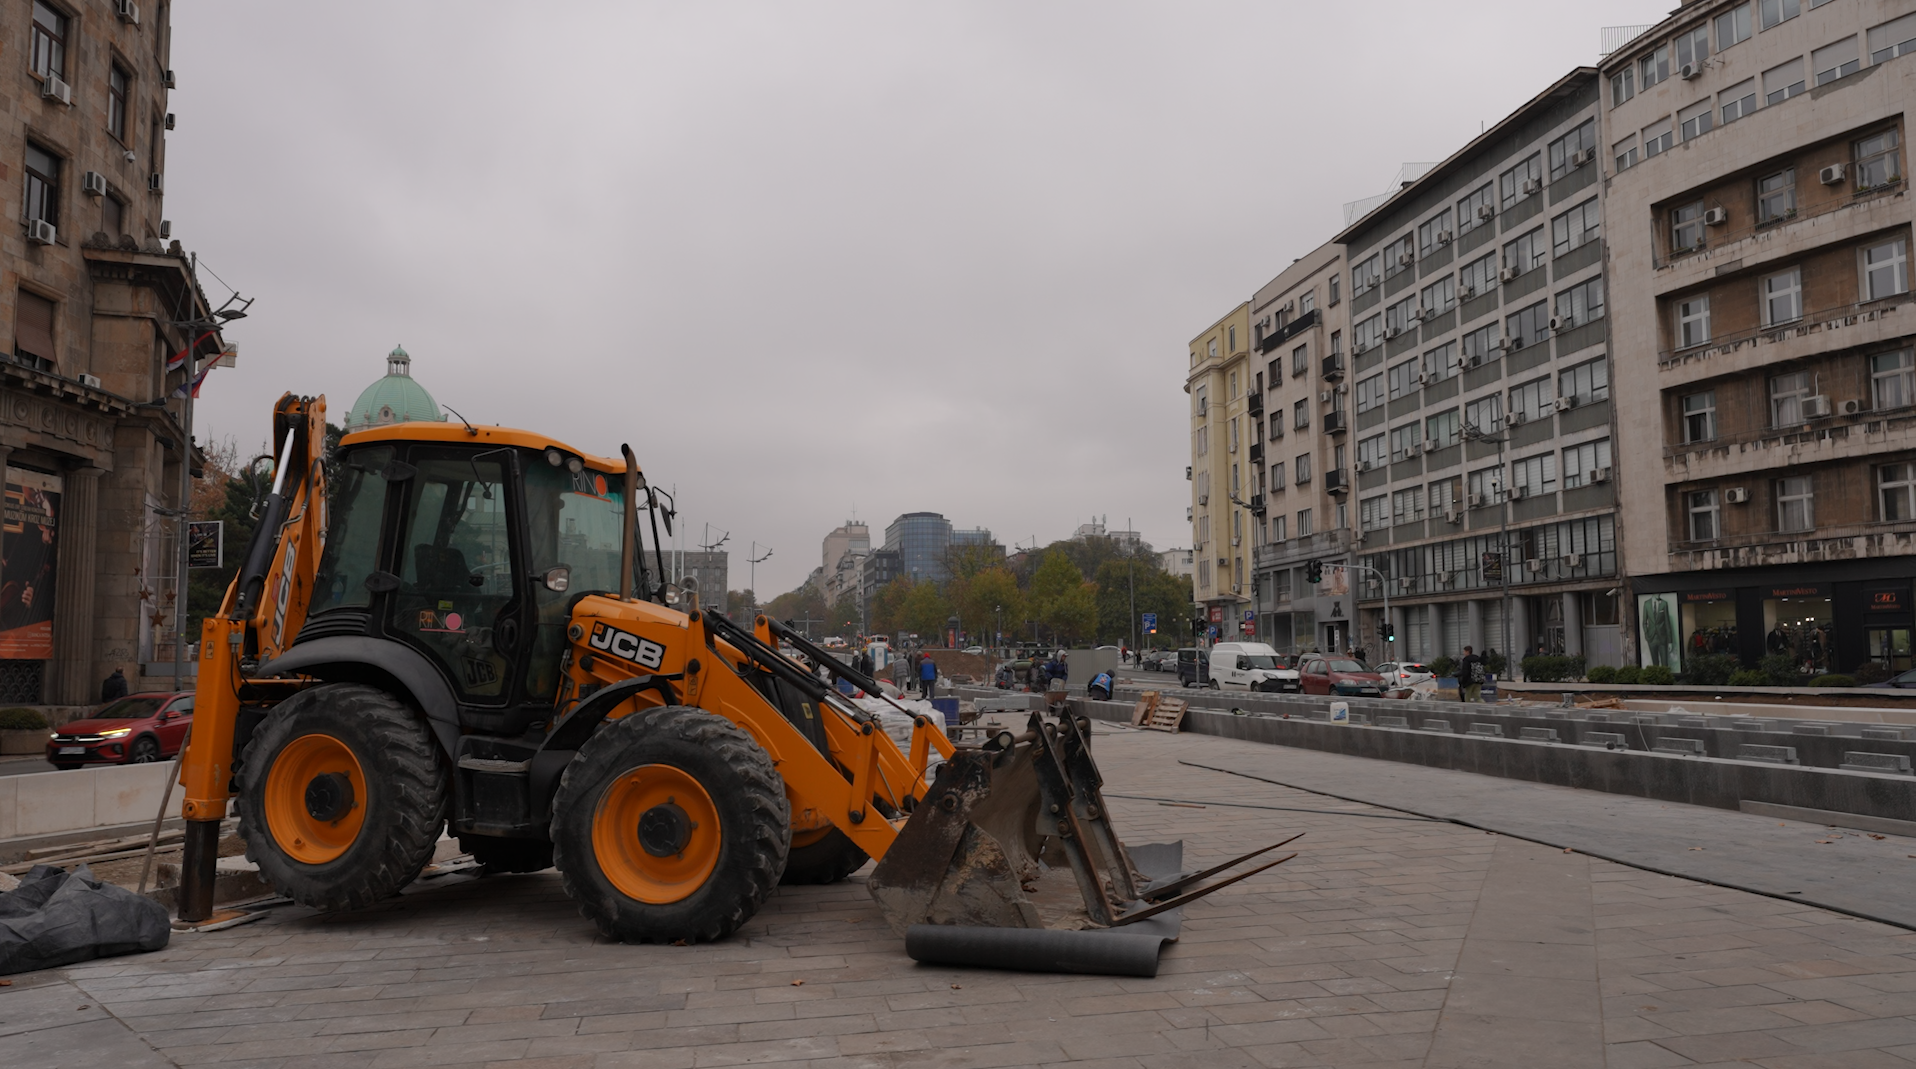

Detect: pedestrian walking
[100, 666, 127, 703]
[919, 654, 939, 700]
[1458, 645, 1486, 703]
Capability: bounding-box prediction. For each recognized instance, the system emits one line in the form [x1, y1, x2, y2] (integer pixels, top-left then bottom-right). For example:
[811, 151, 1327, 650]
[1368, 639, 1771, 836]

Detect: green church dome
[345, 345, 446, 431]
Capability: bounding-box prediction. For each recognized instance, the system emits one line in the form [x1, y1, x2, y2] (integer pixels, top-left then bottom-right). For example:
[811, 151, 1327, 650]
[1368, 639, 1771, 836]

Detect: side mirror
[543, 566, 571, 593]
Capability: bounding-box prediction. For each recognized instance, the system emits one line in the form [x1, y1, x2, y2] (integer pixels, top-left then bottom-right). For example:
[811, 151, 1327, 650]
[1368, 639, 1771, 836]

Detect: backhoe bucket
[867, 705, 1298, 940]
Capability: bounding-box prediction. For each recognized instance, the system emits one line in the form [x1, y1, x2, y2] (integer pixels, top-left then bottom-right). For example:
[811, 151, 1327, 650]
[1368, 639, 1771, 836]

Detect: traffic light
[1192, 617, 1206, 637]
[1383, 621, 1396, 642]
[1305, 559, 1323, 584]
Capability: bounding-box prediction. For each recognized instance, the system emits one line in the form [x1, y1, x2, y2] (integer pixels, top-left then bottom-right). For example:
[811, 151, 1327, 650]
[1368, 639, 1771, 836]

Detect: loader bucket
[867, 704, 1298, 951]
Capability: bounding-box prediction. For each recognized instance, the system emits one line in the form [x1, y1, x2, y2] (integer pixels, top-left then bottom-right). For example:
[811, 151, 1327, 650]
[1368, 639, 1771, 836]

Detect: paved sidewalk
[3, 725, 1913, 1068]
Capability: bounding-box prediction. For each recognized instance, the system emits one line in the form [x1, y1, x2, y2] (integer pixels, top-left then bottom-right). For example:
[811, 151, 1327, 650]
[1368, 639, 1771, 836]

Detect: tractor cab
[306, 423, 638, 737]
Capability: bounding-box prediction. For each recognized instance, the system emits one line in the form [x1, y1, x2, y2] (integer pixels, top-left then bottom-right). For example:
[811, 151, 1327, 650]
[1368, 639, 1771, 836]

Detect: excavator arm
[176, 394, 329, 921]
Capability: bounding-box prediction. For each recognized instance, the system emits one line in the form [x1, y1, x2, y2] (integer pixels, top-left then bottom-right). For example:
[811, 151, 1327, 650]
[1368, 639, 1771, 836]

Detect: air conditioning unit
[1422, 439, 1439, 453]
[1841, 398, 1863, 416]
[158, 219, 171, 239]
[1679, 61, 1701, 79]
[1525, 558, 1544, 573]
[26, 219, 56, 245]
[1522, 178, 1543, 195]
[1356, 459, 1373, 473]
[78, 372, 102, 388]
[1411, 307, 1427, 323]
[1186, 507, 1194, 521]
[1186, 465, 1193, 480]
[1800, 394, 1831, 418]
[1415, 372, 1430, 386]
[1284, 300, 1295, 314]
[1565, 552, 1584, 568]
[1440, 570, 1457, 584]
[1445, 510, 1462, 525]
[1704, 206, 1728, 226]
[1591, 466, 1612, 484]
[1467, 492, 1485, 508]
[1477, 204, 1495, 221]
[148, 173, 165, 193]
[1725, 487, 1750, 504]
[1468, 351, 1484, 367]
[1500, 266, 1521, 282]
[163, 69, 177, 89]
[81, 171, 107, 197]
[1197, 398, 1207, 414]
[1571, 147, 1595, 167]
[40, 74, 70, 105]
[1509, 411, 1528, 427]
[1232, 535, 1241, 547]
[1495, 338, 1511, 353]
[1397, 577, 1414, 592]
[1438, 230, 1453, 245]
[1352, 530, 1366, 545]
[1398, 253, 1414, 268]
[117, 0, 140, 22]
[1559, 394, 1580, 411]
[1509, 336, 1525, 351]
[1405, 443, 1423, 457]
[164, 112, 175, 130]
[1459, 284, 1475, 300]
[1385, 325, 1402, 339]
[1820, 163, 1846, 185]
[1509, 485, 1528, 501]
[1549, 316, 1567, 331]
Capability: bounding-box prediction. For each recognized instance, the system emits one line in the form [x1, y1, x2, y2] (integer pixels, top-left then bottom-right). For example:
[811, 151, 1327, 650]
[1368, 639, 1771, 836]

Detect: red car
[1297, 656, 1386, 697]
[46, 692, 194, 770]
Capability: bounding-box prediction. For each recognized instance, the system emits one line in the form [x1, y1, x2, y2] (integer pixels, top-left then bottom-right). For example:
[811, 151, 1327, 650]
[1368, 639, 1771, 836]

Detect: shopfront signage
[1766, 584, 1828, 599]
[1868, 589, 1908, 612]
[1208, 606, 1223, 623]
[1681, 591, 1732, 603]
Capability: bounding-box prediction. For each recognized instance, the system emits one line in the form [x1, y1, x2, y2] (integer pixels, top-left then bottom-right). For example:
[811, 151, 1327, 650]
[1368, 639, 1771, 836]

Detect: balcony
[1324, 468, 1350, 494]
[1257, 307, 1319, 353]
[1323, 409, 1348, 435]
[1250, 494, 1266, 516]
[1321, 353, 1345, 380]
[1247, 390, 1264, 415]
[1248, 441, 1264, 463]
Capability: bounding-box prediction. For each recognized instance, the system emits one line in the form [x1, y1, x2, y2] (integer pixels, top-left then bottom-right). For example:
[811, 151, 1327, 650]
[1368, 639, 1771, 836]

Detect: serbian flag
[165, 329, 218, 372]
[172, 362, 214, 399]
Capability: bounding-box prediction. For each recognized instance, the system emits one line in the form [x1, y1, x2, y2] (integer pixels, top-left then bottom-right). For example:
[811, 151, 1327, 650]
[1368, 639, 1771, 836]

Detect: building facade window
[1777, 475, 1814, 532]
[1864, 238, 1908, 301]
[1469, 465, 1502, 502]
[1640, 43, 1672, 88]
[1717, 3, 1752, 50]
[1465, 394, 1502, 434]
[1386, 295, 1417, 335]
[29, 1, 66, 79]
[1679, 100, 1714, 141]
[1297, 509, 1312, 537]
[1293, 399, 1310, 430]
[1269, 461, 1285, 490]
[1429, 477, 1460, 517]
[1868, 12, 1916, 63]
[1814, 35, 1861, 85]
[1562, 438, 1612, 488]
[1671, 201, 1706, 251]
[1270, 514, 1287, 542]
[1506, 301, 1549, 350]
[1424, 408, 1460, 449]
[1292, 343, 1309, 377]
[1721, 79, 1758, 124]
[1678, 294, 1711, 347]
[1682, 390, 1717, 441]
[1547, 119, 1596, 179]
[1295, 453, 1311, 484]
[1352, 253, 1382, 296]
[1509, 376, 1553, 422]
[1760, 0, 1800, 31]
[1642, 118, 1674, 159]
[1504, 227, 1547, 275]
[1560, 358, 1609, 403]
[1355, 373, 1384, 414]
[1614, 134, 1639, 172]
[1610, 66, 1635, 107]
[1880, 463, 1916, 521]
[1762, 267, 1802, 325]
[1417, 209, 1454, 256]
[1555, 278, 1605, 328]
[1688, 489, 1720, 540]
[1855, 130, 1902, 190]
[1354, 313, 1382, 353]
[1390, 423, 1420, 461]
[1872, 349, 1914, 409]
[23, 143, 59, 228]
[1459, 252, 1497, 298]
[1512, 453, 1558, 496]
[1360, 495, 1389, 532]
[1299, 289, 1315, 316]
[1457, 183, 1493, 233]
[1421, 275, 1456, 317]
[100, 192, 122, 238]
[1763, 57, 1805, 104]
[1195, 426, 1208, 456]
[1757, 168, 1795, 223]
[1551, 198, 1601, 257]
[1675, 25, 1710, 69]
[1499, 153, 1542, 209]
[1461, 322, 1500, 365]
[1388, 357, 1420, 399]
[1357, 433, 1386, 468]
[1424, 341, 1458, 383]
[1382, 234, 1415, 281]
[14, 289, 56, 367]
[1328, 273, 1340, 304]
[1391, 487, 1423, 525]
[1329, 330, 1342, 358]
[108, 65, 129, 142]
[1770, 370, 1813, 425]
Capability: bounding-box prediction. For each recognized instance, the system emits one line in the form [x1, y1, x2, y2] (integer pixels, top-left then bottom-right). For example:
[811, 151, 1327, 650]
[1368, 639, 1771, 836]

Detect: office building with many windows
[1604, 0, 1916, 676]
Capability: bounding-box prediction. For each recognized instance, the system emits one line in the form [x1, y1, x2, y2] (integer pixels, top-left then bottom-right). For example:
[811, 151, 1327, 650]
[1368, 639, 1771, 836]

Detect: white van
[1207, 642, 1302, 692]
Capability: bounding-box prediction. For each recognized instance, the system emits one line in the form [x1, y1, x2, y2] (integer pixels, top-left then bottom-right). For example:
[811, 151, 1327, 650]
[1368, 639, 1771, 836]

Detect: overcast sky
[172, 1, 1667, 597]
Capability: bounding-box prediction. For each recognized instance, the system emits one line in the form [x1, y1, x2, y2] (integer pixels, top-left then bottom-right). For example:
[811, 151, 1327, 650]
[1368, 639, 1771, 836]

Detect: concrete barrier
[0, 761, 177, 839]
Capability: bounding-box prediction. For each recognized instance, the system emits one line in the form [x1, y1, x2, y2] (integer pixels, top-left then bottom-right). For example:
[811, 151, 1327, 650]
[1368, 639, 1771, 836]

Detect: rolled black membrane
[904, 841, 1187, 978]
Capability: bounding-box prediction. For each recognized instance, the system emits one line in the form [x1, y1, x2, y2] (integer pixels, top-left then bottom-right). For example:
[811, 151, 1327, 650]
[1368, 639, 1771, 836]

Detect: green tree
[1028, 551, 1098, 644]
[957, 567, 1023, 643]
[869, 578, 915, 637]
[900, 581, 953, 642]
[1093, 559, 1195, 646]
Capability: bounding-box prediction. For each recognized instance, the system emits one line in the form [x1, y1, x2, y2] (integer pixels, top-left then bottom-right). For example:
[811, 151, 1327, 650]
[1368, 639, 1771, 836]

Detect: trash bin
[931, 697, 960, 728]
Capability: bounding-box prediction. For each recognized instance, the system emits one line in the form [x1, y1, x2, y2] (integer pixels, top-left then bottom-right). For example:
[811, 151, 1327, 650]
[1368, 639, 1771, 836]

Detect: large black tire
[236, 683, 448, 912]
[780, 827, 868, 885]
[128, 735, 162, 763]
[551, 706, 788, 943]
[459, 834, 553, 873]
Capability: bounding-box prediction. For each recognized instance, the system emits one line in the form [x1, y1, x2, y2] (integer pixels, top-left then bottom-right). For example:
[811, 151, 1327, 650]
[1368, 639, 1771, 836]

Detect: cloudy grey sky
[173, 1, 1667, 597]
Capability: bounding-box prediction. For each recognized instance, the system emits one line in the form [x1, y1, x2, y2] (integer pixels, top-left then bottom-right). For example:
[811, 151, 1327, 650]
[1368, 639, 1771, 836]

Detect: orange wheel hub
[592, 764, 721, 904]
[264, 733, 367, 865]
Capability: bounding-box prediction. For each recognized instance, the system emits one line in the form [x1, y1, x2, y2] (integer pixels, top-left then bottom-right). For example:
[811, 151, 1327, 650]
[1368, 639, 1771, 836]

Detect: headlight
[99, 728, 131, 738]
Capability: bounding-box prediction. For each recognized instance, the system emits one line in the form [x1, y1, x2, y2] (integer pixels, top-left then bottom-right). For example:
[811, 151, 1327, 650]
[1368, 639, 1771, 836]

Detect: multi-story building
[1159, 547, 1195, 579]
[1338, 68, 1625, 667]
[883, 511, 953, 584]
[1604, 0, 1916, 675]
[1185, 304, 1254, 637]
[0, 2, 233, 703]
[673, 550, 729, 614]
[820, 520, 868, 603]
[1246, 241, 1350, 652]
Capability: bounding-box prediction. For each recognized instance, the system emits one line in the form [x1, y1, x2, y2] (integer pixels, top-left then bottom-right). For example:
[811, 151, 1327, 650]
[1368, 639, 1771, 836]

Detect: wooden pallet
[1139, 694, 1189, 733]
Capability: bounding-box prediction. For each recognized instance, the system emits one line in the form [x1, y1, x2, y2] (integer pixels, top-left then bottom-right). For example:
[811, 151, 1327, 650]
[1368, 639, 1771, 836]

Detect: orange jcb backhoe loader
[175, 395, 1292, 955]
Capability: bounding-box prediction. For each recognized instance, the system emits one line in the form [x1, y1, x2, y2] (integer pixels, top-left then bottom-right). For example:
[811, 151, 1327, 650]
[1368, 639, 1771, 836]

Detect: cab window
[521, 460, 628, 702]
[312, 446, 392, 613]
[390, 452, 515, 700]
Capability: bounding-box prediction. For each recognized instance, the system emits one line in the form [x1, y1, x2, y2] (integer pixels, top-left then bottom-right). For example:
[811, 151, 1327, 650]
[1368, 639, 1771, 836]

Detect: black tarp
[0, 864, 170, 975]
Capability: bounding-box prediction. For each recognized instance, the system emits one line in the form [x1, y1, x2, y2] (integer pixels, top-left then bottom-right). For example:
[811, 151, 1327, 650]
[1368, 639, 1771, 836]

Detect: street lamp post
[747, 542, 772, 617]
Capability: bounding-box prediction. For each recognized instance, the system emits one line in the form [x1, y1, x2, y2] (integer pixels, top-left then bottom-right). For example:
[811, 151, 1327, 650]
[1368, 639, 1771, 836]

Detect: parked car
[1864, 668, 1916, 688]
[1139, 650, 1170, 672]
[1297, 656, 1385, 696]
[1374, 661, 1434, 689]
[1176, 647, 1210, 688]
[962, 646, 984, 655]
[1208, 642, 1302, 692]
[47, 692, 194, 770]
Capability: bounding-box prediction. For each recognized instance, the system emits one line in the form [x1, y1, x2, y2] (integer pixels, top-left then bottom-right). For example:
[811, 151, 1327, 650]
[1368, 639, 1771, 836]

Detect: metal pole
[1127, 516, 1136, 655]
[172, 255, 196, 693]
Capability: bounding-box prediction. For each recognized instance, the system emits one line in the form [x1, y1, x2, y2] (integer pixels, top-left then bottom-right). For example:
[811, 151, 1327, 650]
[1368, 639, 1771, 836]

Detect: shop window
[1873, 350, 1915, 410]
[1880, 463, 1916, 521]
[1776, 474, 1814, 531]
[1682, 594, 1740, 669]
[1764, 591, 1832, 678]
[1687, 489, 1719, 541]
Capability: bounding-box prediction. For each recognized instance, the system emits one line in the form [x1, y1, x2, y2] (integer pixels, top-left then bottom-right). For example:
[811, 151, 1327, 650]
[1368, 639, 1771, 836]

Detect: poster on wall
[0, 468, 61, 659]
[1637, 592, 1680, 670]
